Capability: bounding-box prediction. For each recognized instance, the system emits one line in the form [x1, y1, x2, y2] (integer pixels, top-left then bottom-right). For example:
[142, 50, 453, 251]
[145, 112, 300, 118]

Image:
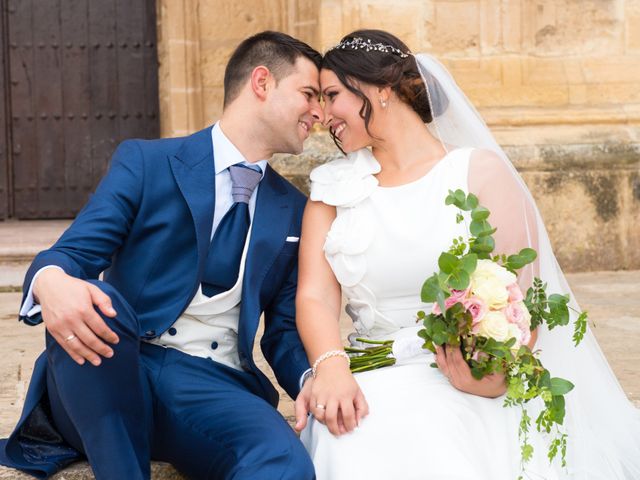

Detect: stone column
[157, 0, 205, 137]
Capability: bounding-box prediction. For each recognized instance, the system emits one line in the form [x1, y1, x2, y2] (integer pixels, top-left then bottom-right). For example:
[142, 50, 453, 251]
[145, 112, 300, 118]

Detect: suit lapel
[169, 127, 216, 276]
[240, 166, 291, 347]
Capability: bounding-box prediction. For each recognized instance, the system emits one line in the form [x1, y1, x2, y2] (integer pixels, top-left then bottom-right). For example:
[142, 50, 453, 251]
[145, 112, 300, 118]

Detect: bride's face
[320, 68, 377, 152]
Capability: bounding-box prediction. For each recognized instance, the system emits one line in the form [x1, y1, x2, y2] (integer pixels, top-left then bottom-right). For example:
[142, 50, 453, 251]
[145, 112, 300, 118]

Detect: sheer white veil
[414, 53, 640, 477]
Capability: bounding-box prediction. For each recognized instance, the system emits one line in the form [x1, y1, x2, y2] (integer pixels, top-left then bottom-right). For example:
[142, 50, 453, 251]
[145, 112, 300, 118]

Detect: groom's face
[265, 57, 322, 155]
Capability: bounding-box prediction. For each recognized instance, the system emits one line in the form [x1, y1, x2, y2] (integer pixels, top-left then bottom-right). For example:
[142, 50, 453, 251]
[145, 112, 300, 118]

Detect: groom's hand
[294, 376, 314, 432]
[34, 269, 119, 366]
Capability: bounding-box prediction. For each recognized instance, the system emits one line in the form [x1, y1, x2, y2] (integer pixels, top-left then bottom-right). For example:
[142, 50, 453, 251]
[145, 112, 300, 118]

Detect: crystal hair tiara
[327, 37, 411, 58]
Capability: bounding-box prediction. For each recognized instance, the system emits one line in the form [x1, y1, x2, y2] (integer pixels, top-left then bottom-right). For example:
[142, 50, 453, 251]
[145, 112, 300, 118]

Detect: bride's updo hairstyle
[323, 30, 442, 138]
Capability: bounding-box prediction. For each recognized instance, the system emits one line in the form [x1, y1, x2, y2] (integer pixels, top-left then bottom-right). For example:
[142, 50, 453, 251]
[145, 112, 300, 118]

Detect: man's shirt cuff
[19, 265, 64, 319]
[298, 368, 313, 390]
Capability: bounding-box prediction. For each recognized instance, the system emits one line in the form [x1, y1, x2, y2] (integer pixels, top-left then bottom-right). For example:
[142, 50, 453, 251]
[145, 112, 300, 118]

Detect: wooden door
[3, 0, 159, 219]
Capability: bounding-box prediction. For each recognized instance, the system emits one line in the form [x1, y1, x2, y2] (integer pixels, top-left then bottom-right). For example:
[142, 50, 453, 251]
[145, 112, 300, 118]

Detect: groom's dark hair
[223, 31, 321, 108]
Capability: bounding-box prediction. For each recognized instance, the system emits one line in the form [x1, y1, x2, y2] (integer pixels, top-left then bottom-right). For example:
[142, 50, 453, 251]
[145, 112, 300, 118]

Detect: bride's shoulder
[309, 149, 381, 207]
[467, 148, 514, 177]
[467, 148, 504, 166]
[466, 148, 525, 197]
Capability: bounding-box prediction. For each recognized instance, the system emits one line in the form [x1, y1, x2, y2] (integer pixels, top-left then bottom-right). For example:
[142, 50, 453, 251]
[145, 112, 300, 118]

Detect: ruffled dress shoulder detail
[309, 148, 380, 208]
[309, 149, 380, 289]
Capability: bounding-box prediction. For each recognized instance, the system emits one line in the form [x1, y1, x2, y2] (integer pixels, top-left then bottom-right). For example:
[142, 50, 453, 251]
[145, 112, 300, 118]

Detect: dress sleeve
[309, 150, 380, 208]
[467, 149, 540, 289]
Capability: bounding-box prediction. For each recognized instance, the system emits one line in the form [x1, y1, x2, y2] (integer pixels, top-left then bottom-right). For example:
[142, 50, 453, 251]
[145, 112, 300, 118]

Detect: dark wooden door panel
[5, 0, 159, 219]
[142, 0, 159, 139]
[33, 0, 67, 218]
[0, 0, 8, 218]
[8, 0, 38, 218]
[88, 0, 118, 190]
[116, 0, 146, 140]
[60, 0, 92, 213]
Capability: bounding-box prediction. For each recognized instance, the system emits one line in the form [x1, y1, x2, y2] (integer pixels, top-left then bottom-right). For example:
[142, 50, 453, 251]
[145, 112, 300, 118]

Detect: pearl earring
[380, 98, 387, 108]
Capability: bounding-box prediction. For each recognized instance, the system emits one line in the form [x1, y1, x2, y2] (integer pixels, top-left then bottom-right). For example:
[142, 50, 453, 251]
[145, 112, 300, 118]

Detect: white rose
[477, 310, 511, 342]
[507, 323, 524, 349]
[470, 260, 514, 309]
[472, 276, 509, 309]
[472, 259, 517, 287]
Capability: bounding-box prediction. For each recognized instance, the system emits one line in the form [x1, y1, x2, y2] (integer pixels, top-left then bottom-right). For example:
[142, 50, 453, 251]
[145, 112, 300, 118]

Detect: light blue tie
[201, 163, 262, 297]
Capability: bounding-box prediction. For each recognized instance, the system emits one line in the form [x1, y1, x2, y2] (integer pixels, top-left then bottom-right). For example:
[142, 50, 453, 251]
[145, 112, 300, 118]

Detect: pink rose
[463, 296, 487, 325]
[504, 302, 532, 345]
[505, 302, 525, 324]
[431, 288, 470, 315]
[507, 283, 524, 303]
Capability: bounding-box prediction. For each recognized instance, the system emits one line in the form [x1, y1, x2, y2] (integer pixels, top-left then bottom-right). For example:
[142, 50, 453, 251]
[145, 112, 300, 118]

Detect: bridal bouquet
[346, 189, 588, 474]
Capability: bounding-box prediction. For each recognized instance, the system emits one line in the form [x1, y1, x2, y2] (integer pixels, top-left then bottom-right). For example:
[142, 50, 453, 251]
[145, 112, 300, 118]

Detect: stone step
[0, 259, 29, 291]
[0, 220, 70, 289]
[0, 461, 184, 479]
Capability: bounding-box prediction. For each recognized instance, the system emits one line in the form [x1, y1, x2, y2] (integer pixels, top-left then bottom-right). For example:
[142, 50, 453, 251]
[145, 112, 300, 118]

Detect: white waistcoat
[146, 227, 254, 370]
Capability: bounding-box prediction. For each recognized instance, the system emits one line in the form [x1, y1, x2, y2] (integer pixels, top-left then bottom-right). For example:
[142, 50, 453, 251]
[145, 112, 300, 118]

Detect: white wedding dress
[301, 147, 640, 479]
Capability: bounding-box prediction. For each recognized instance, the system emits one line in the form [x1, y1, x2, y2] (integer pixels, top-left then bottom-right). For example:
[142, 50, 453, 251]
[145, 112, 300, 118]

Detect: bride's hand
[435, 344, 507, 398]
[310, 357, 369, 435]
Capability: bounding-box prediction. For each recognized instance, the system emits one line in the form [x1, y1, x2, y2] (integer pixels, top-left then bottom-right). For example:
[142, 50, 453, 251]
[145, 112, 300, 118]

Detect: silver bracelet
[312, 350, 350, 378]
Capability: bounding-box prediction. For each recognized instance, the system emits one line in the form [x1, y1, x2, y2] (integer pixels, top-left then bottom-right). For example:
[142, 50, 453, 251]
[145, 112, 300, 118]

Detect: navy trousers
[44, 280, 314, 480]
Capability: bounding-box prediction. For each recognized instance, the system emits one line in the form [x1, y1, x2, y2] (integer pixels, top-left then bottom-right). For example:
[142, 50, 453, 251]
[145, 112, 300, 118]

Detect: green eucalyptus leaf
[506, 254, 527, 270]
[471, 206, 490, 221]
[538, 369, 551, 388]
[471, 236, 495, 254]
[449, 269, 470, 291]
[519, 248, 537, 263]
[466, 194, 479, 209]
[460, 253, 478, 273]
[423, 341, 435, 353]
[445, 193, 455, 205]
[421, 274, 441, 303]
[550, 395, 566, 425]
[476, 226, 498, 238]
[432, 318, 446, 335]
[433, 332, 448, 345]
[504, 337, 517, 348]
[549, 378, 574, 396]
[438, 252, 459, 274]
[469, 220, 483, 237]
[437, 274, 451, 296]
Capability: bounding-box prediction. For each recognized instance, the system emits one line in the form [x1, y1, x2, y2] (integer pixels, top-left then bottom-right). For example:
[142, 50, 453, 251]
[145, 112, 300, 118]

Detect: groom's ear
[250, 66, 273, 101]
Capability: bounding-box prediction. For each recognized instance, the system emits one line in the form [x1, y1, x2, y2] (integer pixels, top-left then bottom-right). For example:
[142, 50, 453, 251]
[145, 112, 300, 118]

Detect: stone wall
[156, 0, 640, 271]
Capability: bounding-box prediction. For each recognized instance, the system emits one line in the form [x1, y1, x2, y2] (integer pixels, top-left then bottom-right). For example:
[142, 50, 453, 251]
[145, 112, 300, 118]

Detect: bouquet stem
[345, 338, 396, 373]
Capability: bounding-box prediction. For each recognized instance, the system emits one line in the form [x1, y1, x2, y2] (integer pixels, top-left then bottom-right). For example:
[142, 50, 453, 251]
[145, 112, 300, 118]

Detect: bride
[294, 29, 640, 479]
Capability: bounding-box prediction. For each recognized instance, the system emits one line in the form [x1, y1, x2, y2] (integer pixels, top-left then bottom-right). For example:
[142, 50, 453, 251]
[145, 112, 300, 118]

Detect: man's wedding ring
[316, 404, 326, 410]
[65, 334, 76, 342]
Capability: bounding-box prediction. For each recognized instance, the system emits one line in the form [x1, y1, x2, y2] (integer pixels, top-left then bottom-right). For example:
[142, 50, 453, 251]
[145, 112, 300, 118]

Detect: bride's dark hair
[322, 29, 435, 145]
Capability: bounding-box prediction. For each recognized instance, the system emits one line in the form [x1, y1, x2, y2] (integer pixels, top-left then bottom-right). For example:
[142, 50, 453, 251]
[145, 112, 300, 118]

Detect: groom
[0, 31, 322, 479]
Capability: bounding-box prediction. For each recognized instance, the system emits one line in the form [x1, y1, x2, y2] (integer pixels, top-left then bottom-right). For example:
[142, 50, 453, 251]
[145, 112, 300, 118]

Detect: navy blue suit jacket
[0, 126, 310, 476]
